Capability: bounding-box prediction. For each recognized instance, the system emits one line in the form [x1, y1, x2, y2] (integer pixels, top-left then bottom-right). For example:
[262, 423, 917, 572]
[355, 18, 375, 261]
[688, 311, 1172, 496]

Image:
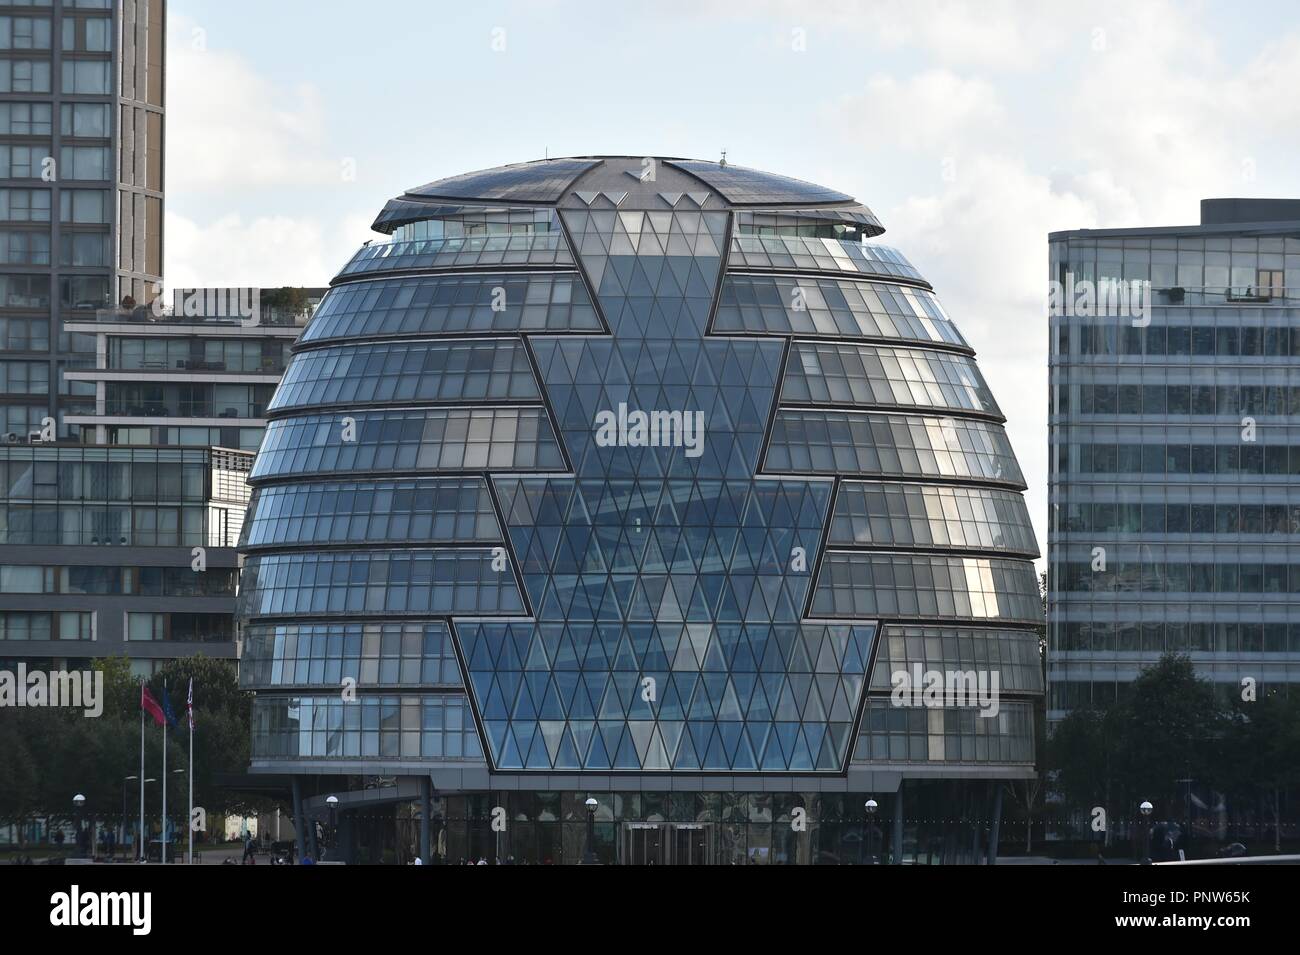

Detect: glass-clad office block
[240, 158, 1041, 862]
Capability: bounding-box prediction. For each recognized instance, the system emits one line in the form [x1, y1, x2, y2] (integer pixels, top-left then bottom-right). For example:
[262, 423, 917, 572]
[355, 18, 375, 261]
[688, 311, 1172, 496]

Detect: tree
[1119, 654, 1223, 816]
[1219, 691, 1300, 851]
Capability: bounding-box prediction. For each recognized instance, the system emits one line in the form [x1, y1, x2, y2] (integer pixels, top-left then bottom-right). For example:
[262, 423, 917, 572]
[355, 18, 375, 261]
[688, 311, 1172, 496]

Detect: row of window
[251, 693, 484, 761]
[270, 338, 539, 411]
[126, 612, 234, 643]
[829, 481, 1037, 554]
[1051, 619, 1300, 653]
[714, 275, 966, 349]
[852, 700, 1034, 764]
[299, 274, 601, 343]
[0, 58, 111, 94]
[0, 504, 208, 546]
[810, 553, 1041, 622]
[242, 478, 500, 548]
[1065, 441, 1300, 476]
[0, 611, 92, 641]
[868, 625, 1043, 694]
[0, 144, 111, 179]
[1057, 560, 1300, 594]
[765, 410, 1023, 486]
[1, 272, 109, 308]
[1056, 500, 1300, 536]
[0, 102, 108, 138]
[1049, 679, 1299, 713]
[0, 450, 211, 502]
[388, 209, 556, 242]
[1073, 383, 1300, 417]
[0, 565, 237, 597]
[1059, 319, 1300, 358]
[239, 550, 525, 618]
[338, 232, 573, 276]
[783, 341, 998, 415]
[728, 235, 924, 283]
[250, 408, 565, 480]
[108, 336, 290, 373]
[0, 229, 108, 266]
[0, 15, 110, 51]
[240, 621, 464, 689]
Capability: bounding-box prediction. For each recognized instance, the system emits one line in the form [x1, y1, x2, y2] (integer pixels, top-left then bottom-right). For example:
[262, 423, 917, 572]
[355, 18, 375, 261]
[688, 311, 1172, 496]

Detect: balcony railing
[97, 401, 267, 419]
[64, 305, 313, 327]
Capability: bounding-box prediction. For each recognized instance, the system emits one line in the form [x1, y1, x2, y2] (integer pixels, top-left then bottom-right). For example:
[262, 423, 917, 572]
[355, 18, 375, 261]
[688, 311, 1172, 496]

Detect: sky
[164, 0, 1300, 561]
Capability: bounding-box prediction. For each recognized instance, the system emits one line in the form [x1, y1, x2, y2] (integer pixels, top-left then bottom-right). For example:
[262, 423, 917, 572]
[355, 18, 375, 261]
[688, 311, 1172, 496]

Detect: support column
[419, 776, 432, 864]
[988, 782, 1003, 866]
[291, 777, 306, 863]
[892, 781, 905, 865]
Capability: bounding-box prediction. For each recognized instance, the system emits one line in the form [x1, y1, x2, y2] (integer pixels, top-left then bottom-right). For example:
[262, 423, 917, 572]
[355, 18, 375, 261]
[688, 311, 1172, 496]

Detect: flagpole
[187, 713, 193, 865]
[161, 679, 167, 866]
[138, 695, 145, 863]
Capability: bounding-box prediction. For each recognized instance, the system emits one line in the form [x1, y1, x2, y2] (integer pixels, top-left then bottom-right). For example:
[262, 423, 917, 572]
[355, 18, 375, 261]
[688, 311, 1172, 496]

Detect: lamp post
[582, 796, 598, 865]
[326, 795, 339, 862]
[72, 794, 86, 858]
[121, 776, 138, 859]
[865, 798, 880, 865]
[1139, 800, 1154, 865]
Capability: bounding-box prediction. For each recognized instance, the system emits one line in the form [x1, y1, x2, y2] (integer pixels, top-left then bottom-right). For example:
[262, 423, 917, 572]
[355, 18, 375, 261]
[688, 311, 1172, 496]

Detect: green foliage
[0, 655, 265, 830]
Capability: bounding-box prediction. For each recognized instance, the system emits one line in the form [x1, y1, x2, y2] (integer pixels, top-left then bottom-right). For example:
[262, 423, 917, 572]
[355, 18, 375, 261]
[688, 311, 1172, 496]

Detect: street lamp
[1139, 800, 1154, 865]
[582, 797, 598, 865]
[72, 794, 86, 857]
[326, 795, 339, 861]
[122, 776, 138, 858]
[865, 799, 880, 864]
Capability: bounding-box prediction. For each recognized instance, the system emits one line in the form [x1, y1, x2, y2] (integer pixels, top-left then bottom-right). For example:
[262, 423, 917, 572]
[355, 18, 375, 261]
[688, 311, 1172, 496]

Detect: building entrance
[621, 822, 711, 865]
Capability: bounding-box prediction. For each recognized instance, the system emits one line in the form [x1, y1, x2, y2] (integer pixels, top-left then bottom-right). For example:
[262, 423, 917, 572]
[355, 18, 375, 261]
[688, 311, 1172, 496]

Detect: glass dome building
[239, 157, 1042, 864]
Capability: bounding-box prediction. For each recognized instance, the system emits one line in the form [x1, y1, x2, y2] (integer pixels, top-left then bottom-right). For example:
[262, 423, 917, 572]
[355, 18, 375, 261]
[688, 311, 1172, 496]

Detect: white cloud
[163, 210, 372, 291]
[165, 16, 340, 191]
[828, 70, 1005, 151]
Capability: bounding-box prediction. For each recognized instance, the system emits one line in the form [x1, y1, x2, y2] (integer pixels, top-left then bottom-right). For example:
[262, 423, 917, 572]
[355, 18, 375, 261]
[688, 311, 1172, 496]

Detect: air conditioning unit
[4, 432, 22, 444]
[28, 430, 45, 443]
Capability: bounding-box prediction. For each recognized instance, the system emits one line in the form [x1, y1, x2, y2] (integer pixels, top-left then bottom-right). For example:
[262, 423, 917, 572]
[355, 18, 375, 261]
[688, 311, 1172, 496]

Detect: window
[0, 359, 50, 394]
[62, 17, 110, 52]
[0, 59, 51, 92]
[0, 188, 50, 221]
[0, 144, 50, 178]
[60, 102, 109, 137]
[0, 229, 50, 264]
[59, 232, 110, 267]
[61, 59, 110, 94]
[0, 102, 51, 134]
[60, 274, 110, 309]
[58, 145, 110, 180]
[0, 317, 49, 350]
[59, 188, 109, 223]
[0, 16, 51, 49]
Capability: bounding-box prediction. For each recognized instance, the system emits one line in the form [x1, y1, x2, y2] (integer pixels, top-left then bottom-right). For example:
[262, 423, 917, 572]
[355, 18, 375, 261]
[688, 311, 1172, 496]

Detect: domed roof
[403, 156, 856, 206]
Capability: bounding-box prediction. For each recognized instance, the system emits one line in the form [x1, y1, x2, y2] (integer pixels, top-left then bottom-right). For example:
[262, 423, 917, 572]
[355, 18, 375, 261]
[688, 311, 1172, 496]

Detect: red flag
[141, 684, 166, 727]
[186, 678, 195, 732]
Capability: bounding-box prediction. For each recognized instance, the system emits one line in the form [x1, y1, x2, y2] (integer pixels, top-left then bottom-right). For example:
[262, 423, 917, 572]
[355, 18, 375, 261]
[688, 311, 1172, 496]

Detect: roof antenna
[719, 149, 727, 167]
[545, 146, 549, 160]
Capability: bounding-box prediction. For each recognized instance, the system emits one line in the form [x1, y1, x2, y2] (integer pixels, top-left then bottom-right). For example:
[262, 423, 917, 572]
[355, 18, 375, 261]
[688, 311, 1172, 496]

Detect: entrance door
[669, 824, 709, 865]
[623, 823, 665, 865]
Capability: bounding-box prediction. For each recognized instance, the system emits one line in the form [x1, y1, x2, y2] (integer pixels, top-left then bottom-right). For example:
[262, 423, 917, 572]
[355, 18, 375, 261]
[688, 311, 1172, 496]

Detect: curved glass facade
[241, 478, 500, 548]
[299, 273, 601, 343]
[250, 407, 565, 480]
[268, 339, 540, 411]
[713, 275, 967, 348]
[241, 157, 1040, 857]
[783, 342, 999, 416]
